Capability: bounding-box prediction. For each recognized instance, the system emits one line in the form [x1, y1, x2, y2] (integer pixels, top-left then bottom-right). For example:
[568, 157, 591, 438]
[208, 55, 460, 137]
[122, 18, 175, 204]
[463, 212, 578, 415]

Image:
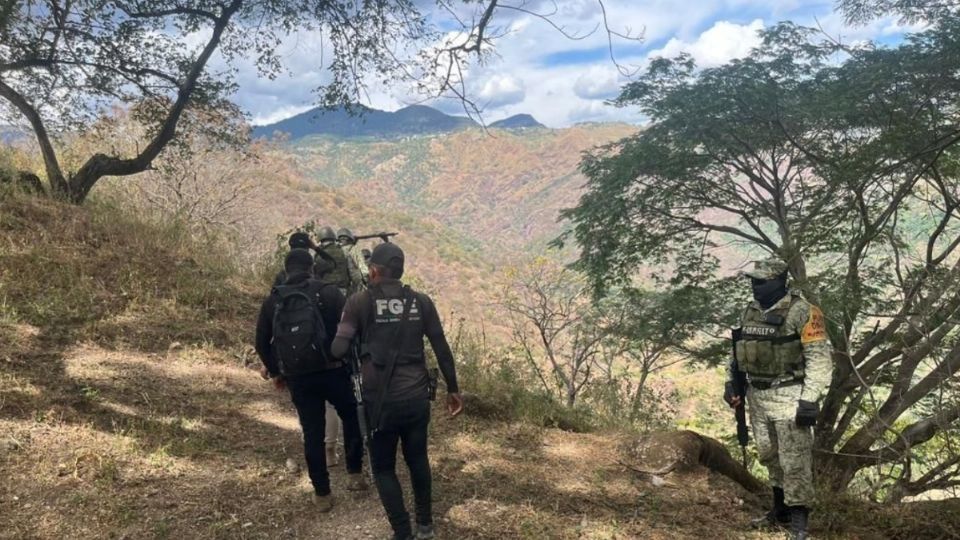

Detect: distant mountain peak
[253, 104, 478, 140]
[489, 114, 545, 129]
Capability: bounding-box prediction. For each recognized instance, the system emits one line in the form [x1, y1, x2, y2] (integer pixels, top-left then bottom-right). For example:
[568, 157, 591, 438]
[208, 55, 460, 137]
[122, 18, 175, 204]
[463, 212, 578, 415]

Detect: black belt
[322, 360, 345, 371]
[750, 378, 803, 390]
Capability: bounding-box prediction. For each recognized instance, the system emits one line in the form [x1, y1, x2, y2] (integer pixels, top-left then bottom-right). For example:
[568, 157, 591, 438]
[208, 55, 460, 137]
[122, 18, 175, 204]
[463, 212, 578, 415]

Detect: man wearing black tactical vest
[254, 249, 369, 513]
[331, 243, 463, 540]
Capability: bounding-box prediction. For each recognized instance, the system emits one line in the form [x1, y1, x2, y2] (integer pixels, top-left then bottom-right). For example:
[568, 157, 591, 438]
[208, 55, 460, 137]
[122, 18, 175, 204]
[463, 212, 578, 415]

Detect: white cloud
[475, 73, 526, 108]
[251, 104, 315, 126]
[650, 19, 765, 67]
[573, 66, 623, 100]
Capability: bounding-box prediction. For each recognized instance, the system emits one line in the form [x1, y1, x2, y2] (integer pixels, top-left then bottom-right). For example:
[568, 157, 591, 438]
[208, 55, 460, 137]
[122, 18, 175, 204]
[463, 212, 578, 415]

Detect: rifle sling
[369, 285, 414, 434]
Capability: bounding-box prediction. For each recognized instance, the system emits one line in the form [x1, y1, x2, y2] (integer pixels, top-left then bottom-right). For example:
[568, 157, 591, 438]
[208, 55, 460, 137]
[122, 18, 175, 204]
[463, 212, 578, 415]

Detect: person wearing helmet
[724, 256, 833, 540]
[317, 226, 363, 296]
[337, 227, 368, 291]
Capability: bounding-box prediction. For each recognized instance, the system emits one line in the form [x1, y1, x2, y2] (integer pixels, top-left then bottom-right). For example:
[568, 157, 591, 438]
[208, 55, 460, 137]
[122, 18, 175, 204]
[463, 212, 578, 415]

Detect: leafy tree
[838, 0, 959, 24]
[600, 286, 729, 423]
[562, 20, 960, 496]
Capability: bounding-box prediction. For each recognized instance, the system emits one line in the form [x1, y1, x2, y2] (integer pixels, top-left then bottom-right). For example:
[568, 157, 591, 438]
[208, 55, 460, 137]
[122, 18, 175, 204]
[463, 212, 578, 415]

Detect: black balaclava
[752, 272, 788, 309]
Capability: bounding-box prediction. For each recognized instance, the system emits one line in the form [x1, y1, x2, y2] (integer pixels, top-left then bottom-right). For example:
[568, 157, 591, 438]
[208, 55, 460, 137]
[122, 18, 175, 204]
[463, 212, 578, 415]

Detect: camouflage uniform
[318, 242, 363, 296]
[342, 243, 368, 292]
[727, 259, 833, 508]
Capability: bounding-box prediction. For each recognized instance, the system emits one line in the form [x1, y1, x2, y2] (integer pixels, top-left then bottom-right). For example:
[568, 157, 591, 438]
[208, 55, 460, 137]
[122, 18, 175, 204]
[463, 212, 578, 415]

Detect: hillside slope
[97, 145, 502, 333]
[287, 124, 637, 254]
[1, 195, 955, 540]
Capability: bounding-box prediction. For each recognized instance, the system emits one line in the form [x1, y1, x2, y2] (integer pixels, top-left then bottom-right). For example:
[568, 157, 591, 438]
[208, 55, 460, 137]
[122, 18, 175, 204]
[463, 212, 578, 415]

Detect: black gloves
[723, 381, 737, 406]
[795, 400, 819, 427]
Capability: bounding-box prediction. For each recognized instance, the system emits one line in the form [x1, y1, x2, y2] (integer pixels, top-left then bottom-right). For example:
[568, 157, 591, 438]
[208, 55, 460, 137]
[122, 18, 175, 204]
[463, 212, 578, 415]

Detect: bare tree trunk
[629, 368, 650, 422]
[622, 430, 766, 494]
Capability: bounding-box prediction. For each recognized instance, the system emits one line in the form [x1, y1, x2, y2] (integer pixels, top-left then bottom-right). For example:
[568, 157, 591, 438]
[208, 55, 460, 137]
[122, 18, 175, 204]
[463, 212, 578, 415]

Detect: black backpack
[271, 282, 332, 376]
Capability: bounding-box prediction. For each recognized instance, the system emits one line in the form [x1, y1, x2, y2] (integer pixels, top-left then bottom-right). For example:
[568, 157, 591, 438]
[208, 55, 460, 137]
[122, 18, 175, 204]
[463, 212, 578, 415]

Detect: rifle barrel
[349, 341, 376, 483]
[354, 232, 399, 241]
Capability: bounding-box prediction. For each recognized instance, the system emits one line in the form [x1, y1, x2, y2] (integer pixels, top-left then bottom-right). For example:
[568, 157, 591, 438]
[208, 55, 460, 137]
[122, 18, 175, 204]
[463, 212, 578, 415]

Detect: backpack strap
[370, 285, 414, 434]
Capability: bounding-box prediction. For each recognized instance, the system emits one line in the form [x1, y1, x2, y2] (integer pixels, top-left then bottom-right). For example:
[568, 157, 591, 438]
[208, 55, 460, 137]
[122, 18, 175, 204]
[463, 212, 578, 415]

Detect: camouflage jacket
[727, 292, 833, 403]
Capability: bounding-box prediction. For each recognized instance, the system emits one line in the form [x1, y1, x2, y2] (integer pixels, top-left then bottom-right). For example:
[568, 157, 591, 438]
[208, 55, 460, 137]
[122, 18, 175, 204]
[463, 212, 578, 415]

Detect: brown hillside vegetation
[288, 125, 638, 251]
[2, 194, 959, 539]
[94, 145, 502, 335]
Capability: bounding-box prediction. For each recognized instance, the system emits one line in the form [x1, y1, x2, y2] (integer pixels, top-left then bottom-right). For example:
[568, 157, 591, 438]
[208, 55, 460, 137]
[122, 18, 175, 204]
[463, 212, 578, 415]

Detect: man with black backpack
[274, 235, 346, 467]
[255, 248, 369, 512]
[331, 242, 463, 540]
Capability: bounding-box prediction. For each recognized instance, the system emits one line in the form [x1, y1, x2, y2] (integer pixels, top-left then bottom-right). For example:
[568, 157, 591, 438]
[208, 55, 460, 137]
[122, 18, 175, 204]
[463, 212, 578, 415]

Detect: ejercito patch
[801, 305, 828, 343]
[743, 326, 776, 337]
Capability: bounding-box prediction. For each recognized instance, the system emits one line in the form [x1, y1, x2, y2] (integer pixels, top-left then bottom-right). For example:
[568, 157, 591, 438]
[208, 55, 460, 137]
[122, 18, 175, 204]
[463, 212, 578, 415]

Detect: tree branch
[0, 78, 67, 194]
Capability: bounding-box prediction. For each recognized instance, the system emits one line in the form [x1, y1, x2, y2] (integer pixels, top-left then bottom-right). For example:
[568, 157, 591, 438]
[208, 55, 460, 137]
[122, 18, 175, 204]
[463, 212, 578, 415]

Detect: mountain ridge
[252, 104, 549, 140]
[489, 114, 544, 129]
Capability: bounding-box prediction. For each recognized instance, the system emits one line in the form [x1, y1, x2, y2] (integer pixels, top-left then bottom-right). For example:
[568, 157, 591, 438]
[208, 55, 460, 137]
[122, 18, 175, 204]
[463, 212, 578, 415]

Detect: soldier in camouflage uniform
[337, 227, 368, 293]
[724, 257, 833, 540]
[317, 226, 363, 296]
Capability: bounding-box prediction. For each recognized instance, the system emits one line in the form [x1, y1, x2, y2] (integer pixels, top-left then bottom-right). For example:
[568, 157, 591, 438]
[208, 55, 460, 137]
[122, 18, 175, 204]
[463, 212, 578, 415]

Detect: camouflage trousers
[747, 384, 815, 507]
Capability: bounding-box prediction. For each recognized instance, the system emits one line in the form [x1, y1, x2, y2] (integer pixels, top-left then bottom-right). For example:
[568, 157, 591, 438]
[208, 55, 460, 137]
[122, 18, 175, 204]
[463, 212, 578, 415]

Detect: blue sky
[231, 0, 923, 128]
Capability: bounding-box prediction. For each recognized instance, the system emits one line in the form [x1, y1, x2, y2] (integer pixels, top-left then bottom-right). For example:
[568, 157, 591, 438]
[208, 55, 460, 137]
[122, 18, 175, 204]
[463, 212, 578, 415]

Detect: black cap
[370, 242, 404, 275]
[288, 232, 311, 249]
[284, 248, 314, 272]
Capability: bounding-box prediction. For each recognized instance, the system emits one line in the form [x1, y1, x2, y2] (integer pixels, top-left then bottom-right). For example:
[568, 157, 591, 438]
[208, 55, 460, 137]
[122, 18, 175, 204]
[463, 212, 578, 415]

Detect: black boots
[749, 488, 811, 538]
[790, 505, 810, 540]
[772, 487, 791, 523]
[751, 487, 791, 528]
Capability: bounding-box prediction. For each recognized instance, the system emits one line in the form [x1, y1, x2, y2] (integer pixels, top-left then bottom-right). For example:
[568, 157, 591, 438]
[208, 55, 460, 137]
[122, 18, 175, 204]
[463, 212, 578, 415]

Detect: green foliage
[838, 0, 959, 25]
[563, 16, 960, 497]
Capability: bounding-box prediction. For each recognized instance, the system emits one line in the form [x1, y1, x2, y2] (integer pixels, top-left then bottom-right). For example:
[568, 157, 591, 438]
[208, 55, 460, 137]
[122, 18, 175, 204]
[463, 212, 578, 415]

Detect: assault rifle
[349, 339, 376, 483]
[730, 327, 750, 468]
[353, 232, 398, 243]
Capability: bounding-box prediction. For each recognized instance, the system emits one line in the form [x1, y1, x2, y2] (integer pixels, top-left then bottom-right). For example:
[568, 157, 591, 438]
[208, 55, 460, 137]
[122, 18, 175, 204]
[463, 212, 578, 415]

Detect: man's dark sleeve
[254, 296, 279, 376]
[331, 292, 364, 359]
[421, 294, 459, 394]
[319, 284, 346, 353]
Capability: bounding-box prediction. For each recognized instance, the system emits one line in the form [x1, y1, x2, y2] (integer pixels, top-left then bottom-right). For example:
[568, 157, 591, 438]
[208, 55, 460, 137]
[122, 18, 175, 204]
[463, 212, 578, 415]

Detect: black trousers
[286, 367, 364, 496]
[370, 398, 432, 538]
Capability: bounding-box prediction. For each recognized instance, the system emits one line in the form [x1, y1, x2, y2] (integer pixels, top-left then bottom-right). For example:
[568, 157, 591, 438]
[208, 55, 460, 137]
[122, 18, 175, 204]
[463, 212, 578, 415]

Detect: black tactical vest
[360, 284, 429, 402]
[735, 294, 805, 383]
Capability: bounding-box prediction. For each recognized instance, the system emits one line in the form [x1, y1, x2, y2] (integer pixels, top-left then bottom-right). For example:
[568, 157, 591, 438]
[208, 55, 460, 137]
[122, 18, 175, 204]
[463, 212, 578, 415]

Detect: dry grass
[0, 340, 390, 540]
[0, 332, 767, 540]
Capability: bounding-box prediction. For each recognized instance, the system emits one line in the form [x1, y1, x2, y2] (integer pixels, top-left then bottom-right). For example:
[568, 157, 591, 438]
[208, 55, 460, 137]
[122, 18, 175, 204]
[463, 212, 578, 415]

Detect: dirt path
[0, 339, 391, 539]
[0, 337, 783, 539]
